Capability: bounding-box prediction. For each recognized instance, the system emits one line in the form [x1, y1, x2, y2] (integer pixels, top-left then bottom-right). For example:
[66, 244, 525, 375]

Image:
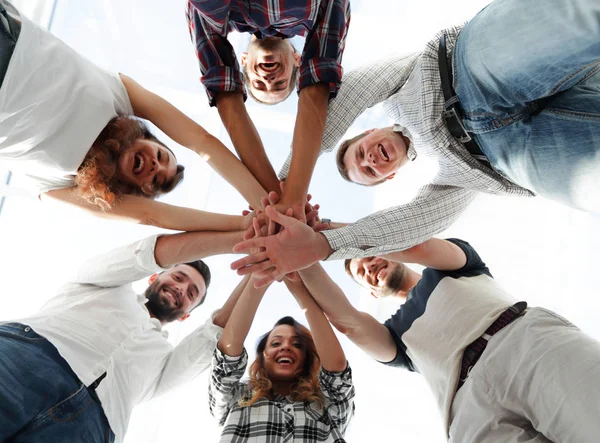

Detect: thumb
[265, 205, 298, 227]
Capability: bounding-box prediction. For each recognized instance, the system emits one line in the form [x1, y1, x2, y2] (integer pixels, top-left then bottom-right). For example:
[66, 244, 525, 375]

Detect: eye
[174, 275, 181, 282]
[271, 341, 280, 347]
[152, 175, 158, 188]
[157, 150, 162, 162]
[359, 147, 364, 158]
[367, 167, 376, 177]
[293, 342, 302, 349]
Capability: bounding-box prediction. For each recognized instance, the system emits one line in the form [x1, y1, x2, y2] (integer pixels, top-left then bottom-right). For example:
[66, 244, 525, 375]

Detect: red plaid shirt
[187, 0, 351, 106]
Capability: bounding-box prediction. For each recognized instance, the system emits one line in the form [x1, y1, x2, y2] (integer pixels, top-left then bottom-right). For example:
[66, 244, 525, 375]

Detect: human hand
[231, 206, 333, 287]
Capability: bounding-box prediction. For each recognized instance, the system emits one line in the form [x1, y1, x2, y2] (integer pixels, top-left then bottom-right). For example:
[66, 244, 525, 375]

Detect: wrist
[316, 232, 334, 260]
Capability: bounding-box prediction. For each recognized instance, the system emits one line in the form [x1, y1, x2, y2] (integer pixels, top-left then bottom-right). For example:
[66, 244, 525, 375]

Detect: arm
[152, 276, 251, 400]
[216, 92, 280, 193]
[298, 264, 397, 363]
[285, 279, 347, 372]
[42, 188, 246, 232]
[231, 186, 478, 284]
[121, 74, 266, 209]
[382, 237, 467, 271]
[278, 52, 421, 179]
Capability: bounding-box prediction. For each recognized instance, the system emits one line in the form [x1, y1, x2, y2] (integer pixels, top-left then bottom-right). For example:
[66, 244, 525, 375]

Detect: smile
[379, 144, 390, 162]
[276, 356, 295, 365]
[259, 62, 279, 73]
[163, 287, 180, 307]
[133, 153, 144, 176]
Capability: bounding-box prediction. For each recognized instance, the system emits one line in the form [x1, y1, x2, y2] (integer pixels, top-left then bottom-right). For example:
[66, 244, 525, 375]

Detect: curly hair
[74, 116, 185, 210]
[240, 316, 323, 408]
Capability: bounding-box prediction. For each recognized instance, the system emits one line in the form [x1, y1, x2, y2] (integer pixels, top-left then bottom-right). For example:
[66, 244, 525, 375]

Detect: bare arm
[216, 92, 280, 193]
[383, 238, 467, 271]
[42, 188, 245, 232]
[213, 275, 251, 329]
[299, 264, 397, 363]
[121, 75, 266, 208]
[278, 83, 330, 219]
[285, 279, 347, 372]
[217, 277, 270, 357]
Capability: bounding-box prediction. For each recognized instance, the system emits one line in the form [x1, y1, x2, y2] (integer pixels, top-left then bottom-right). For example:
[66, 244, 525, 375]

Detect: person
[238, 214, 600, 441]
[277, 0, 600, 260]
[210, 222, 354, 442]
[186, 0, 351, 220]
[0, 227, 251, 443]
[0, 0, 266, 231]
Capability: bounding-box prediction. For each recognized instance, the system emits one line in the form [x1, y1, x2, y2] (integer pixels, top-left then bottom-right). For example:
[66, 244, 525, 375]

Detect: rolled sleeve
[298, 0, 350, 97]
[319, 364, 355, 434]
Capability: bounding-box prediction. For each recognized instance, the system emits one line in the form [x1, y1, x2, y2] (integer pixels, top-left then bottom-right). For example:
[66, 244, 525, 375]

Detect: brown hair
[240, 316, 323, 408]
[75, 116, 184, 210]
[336, 131, 388, 186]
[344, 259, 353, 279]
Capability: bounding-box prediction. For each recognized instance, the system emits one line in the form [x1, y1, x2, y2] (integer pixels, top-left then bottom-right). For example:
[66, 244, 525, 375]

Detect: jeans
[454, 0, 600, 213]
[0, 323, 114, 442]
[0, 0, 19, 89]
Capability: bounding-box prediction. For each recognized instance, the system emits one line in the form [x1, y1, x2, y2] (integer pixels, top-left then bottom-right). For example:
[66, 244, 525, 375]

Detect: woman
[0, 0, 265, 231]
[209, 261, 355, 442]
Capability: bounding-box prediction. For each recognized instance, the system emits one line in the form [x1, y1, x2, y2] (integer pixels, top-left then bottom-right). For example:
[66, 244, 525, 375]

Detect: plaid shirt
[279, 26, 534, 260]
[209, 348, 355, 442]
[186, 0, 350, 106]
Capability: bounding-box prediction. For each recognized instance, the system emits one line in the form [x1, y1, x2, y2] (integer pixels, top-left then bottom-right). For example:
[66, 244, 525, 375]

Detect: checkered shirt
[209, 348, 355, 442]
[186, 0, 351, 106]
[279, 26, 534, 260]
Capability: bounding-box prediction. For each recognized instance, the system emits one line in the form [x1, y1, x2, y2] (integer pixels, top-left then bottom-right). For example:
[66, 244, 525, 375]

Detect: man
[238, 211, 600, 441]
[277, 0, 600, 261]
[0, 229, 247, 442]
[186, 0, 351, 219]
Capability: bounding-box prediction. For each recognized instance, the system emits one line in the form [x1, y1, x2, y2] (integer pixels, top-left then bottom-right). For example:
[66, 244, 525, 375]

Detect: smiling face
[348, 256, 406, 299]
[144, 264, 207, 323]
[343, 128, 410, 185]
[241, 37, 300, 104]
[262, 324, 307, 381]
[117, 139, 178, 196]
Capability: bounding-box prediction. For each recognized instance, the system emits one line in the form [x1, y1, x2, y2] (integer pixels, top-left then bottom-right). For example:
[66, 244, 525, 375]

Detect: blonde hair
[240, 316, 323, 407]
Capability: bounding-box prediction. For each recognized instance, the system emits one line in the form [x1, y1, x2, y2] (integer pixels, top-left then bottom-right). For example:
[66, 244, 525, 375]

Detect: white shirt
[0, 8, 133, 196]
[17, 235, 223, 443]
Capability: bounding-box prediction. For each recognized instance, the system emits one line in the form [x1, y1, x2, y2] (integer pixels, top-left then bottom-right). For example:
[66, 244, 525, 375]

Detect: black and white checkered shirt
[279, 26, 534, 260]
[209, 348, 355, 443]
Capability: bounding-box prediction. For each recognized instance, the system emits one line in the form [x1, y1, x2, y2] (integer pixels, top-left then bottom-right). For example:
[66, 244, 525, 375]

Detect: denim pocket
[46, 383, 94, 423]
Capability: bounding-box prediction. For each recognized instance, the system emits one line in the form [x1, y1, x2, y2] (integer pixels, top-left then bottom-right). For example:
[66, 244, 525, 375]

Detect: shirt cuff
[321, 227, 361, 260]
[298, 57, 343, 98]
[134, 234, 171, 274]
[201, 66, 247, 107]
[212, 347, 248, 374]
[319, 364, 353, 395]
[204, 310, 225, 342]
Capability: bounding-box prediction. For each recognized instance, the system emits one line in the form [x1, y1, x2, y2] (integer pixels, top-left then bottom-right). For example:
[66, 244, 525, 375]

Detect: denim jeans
[454, 0, 600, 213]
[0, 0, 19, 88]
[0, 323, 114, 442]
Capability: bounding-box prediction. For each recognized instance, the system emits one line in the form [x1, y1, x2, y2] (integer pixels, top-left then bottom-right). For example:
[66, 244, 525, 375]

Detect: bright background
[1, 0, 599, 442]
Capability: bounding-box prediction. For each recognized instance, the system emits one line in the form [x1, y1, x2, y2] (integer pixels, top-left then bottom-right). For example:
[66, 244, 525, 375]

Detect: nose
[262, 72, 276, 83]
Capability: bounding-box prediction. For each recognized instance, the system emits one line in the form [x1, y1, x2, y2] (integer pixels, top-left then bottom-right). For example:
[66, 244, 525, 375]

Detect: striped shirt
[278, 26, 534, 260]
[209, 348, 355, 442]
[186, 0, 351, 106]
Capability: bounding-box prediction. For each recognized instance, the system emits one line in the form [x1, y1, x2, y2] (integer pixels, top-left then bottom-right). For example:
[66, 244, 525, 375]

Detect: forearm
[217, 279, 268, 356]
[216, 92, 280, 193]
[382, 238, 467, 270]
[213, 275, 251, 328]
[154, 230, 244, 268]
[285, 280, 347, 372]
[283, 83, 330, 202]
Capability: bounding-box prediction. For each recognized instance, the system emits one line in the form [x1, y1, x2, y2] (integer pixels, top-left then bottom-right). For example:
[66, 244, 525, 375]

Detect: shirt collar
[393, 124, 417, 161]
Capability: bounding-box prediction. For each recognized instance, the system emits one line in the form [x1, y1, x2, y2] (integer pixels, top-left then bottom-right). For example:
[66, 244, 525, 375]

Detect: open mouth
[259, 62, 279, 73]
[374, 263, 387, 284]
[379, 144, 390, 162]
[163, 287, 180, 308]
[133, 152, 145, 176]
[276, 356, 295, 366]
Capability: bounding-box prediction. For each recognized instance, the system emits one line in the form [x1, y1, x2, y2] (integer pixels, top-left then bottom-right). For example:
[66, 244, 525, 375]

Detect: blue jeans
[0, 323, 114, 442]
[454, 0, 600, 213]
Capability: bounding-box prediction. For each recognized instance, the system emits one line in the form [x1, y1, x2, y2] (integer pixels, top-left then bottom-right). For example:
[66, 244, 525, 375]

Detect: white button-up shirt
[17, 235, 223, 442]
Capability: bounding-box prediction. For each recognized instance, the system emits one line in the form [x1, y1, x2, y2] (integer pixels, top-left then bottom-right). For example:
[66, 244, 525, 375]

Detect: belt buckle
[443, 107, 472, 144]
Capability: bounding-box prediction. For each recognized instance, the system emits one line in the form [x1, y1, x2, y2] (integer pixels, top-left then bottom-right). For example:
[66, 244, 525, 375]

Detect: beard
[144, 280, 183, 323]
[376, 263, 405, 298]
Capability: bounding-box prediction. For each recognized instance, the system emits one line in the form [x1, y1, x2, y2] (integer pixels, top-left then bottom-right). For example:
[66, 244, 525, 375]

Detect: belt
[457, 301, 527, 390]
[438, 34, 489, 166]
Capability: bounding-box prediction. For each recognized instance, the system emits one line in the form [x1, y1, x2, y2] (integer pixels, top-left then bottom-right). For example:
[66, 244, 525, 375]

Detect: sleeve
[322, 185, 479, 259]
[152, 311, 224, 398]
[70, 234, 168, 287]
[381, 313, 418, 372]
[278, 52, 420, 179]
[444, 238, 491, 277]
[186, 1, 246, 106]
[208, 347, 249, 426]
[319, 364, 355, 435]
[297, 0, 350, 97]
